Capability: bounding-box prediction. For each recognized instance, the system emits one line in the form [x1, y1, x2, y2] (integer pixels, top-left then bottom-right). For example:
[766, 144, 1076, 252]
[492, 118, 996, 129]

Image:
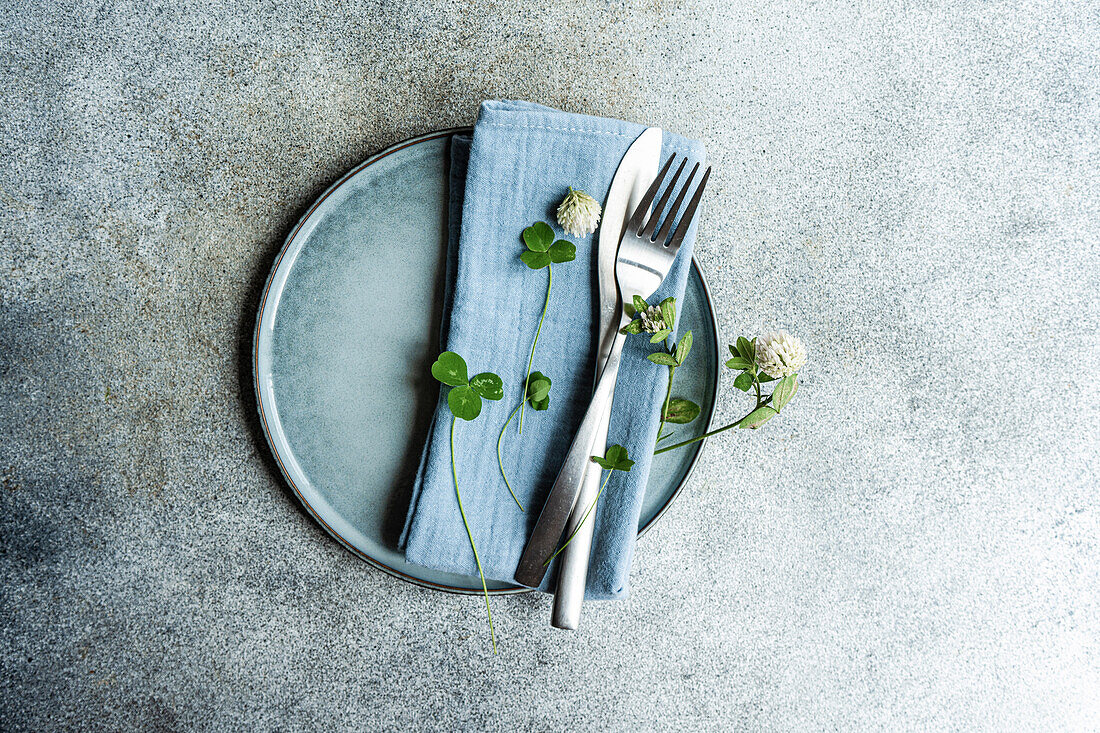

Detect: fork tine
[624, 155, 676, 234]
[639, 158, 687, 239]
[666, 166, 711, 251]
[653, 162, 700, 247]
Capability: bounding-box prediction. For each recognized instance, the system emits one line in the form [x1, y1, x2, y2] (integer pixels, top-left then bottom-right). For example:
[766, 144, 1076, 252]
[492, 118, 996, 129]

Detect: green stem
[652, 397, 773, 456]
[451, 416, 497, 654]
[518, 265, 552, 434]
[655, 364, 676, 443]
[543, 469, 614, 567]
[495, 402, 525, 511]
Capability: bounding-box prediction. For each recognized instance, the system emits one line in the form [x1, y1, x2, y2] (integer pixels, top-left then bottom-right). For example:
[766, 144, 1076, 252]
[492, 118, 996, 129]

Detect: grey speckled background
[2, 0, 1098, 730]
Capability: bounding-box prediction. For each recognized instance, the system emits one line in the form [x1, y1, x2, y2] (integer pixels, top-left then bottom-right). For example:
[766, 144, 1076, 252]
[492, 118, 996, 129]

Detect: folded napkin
[401, 101, 705, 599]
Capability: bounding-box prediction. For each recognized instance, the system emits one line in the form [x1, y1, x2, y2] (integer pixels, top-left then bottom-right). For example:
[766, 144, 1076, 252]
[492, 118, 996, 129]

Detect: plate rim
[253, 126, 720, 595]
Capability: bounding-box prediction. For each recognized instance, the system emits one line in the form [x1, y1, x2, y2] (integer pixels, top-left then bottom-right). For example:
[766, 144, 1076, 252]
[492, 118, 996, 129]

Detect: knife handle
[514, 328, 627, 588]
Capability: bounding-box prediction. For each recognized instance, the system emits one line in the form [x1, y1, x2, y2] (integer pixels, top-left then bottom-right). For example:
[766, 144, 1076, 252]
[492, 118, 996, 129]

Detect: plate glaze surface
[254, 128, 719, 593]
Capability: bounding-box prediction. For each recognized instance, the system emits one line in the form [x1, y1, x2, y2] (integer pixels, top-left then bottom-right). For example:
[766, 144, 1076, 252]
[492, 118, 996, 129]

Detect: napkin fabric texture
[401, 101, 705, 599]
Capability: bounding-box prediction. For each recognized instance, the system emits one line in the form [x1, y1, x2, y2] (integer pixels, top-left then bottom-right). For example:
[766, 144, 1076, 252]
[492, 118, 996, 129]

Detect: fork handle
[550, 337, 615, 628]
[514, 328, 627, 588]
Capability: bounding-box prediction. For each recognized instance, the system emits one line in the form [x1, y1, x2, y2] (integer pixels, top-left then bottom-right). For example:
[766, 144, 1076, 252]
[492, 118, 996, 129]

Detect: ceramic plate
[254, 128, 719, 594]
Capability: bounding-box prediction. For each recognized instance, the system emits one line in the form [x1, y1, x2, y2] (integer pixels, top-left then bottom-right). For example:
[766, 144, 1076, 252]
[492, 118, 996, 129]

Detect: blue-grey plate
[254, 128, 719, 594]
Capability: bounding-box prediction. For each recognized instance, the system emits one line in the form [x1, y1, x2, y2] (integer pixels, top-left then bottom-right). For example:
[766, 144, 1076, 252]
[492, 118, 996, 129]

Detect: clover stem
[494, 403, 525, 511]
[656, 364, 676, 443]
[652, 396, 774, 456]
[518, 264, 552, 434]
[451, 416, 497, 654]
[544, 468, 614, 567]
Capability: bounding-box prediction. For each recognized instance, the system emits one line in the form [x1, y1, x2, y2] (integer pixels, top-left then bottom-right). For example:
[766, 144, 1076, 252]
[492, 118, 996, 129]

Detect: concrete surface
[2, 0, 1099, 730]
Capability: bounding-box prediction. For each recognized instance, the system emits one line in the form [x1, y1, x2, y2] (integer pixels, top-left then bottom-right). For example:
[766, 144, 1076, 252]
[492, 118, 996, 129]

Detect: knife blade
[549, 128, 662, 626]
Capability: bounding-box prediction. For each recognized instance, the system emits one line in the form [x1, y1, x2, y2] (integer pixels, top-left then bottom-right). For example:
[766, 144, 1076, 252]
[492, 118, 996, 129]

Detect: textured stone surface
[2, 0, 1099, 730]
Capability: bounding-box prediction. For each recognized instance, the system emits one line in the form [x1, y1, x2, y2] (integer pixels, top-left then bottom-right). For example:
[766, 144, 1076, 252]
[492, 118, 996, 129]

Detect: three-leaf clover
[515, 221, 576, 432]
[521, 221, 576, 269]
[499, 218, 578, 512]
[545, 444, 634, 566]
[432, 351, 503, 420]
[430, 350, 504, 653]
[495, 371, 554, 512]
[590, 444, 635, 472]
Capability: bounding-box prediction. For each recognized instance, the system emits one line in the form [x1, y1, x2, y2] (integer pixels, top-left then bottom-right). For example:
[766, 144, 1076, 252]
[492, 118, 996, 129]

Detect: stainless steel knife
[549, 128, 663, 627]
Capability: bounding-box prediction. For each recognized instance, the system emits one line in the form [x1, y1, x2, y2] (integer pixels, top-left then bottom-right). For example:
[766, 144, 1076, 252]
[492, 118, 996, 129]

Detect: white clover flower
[556, 187, 602, 238]
[640, 305, 665, 333]
[756, 331, 807, 378]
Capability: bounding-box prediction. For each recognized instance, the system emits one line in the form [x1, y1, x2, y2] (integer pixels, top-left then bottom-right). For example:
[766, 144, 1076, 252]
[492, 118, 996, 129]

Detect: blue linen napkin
[401, 101, 705, 599]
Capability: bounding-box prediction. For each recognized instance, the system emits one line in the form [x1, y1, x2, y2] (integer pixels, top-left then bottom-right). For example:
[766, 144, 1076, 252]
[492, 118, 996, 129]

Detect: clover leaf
[739, 405, 778, 429]
[513, 221, 575, 428]
[544, 444, 634, 567]
[470, 372, 504, 401]
[736, 336, 755, 363]
[431, 351, 468, 387]
[771, 374, 798, 411]
[522, 221, 554, 252]
[500, 219, 576, 506]
[647, 352, 678, 367]
[526, 371, 552, 411]
[447, 384, 482, 420]
[660, 297, 676, 331]
[674, 330, 693, 365]
[662, 398, 700, 424]
[733, 370, 754, 392]
[520, 250, 552, 270]
[591, 444, 634, 472]
[547, 240, 576, 263]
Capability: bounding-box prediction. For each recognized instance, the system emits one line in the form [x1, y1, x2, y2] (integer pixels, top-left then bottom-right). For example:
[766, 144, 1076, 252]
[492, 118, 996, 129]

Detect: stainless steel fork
[514, 155, 712, 588]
